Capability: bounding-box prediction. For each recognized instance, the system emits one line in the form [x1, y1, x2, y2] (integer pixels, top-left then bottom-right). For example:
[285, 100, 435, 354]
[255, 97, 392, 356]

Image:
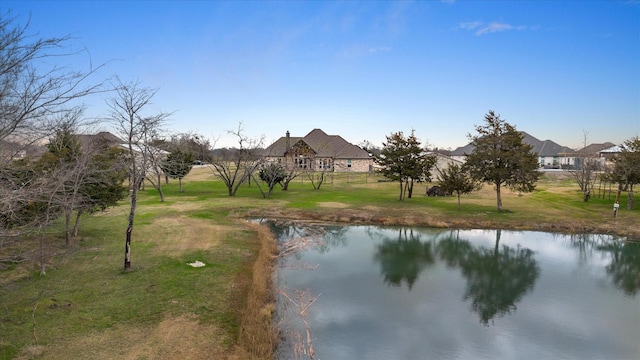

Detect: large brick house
[262, 129, 373, 172]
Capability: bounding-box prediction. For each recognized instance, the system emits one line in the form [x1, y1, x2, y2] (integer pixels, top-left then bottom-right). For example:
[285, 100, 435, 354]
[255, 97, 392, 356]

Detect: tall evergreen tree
[609, 136, 640, 209]
[376, 130, 436, 201]
[438, 163, 481, 209]
[465, 111, 540, 211]
[377, 131, 411, 201]
[161, 149, 194, 193]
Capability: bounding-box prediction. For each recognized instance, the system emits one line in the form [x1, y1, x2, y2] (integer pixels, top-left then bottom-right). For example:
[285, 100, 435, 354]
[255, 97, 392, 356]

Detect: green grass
[0, 234, 247, 347]
[1, 169, 638, 359]
[0, 178, 265, 358]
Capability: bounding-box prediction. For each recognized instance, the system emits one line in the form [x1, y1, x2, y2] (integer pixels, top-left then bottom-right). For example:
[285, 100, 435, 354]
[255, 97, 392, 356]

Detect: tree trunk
[125, 226, 132, 270]
[72, 210, 83, 237]
[399, 180, 404, 201]
[156, 172, 165, 202]
[64, 208, 72, 246]
[125, 178, 142, 270]
[178, 178, 183, 193]
[40, 232, 46, 276]
[628, 186, 634, 210]
[496, 182, 503, 211]
[407, 179, 414, 199]
[457, 192, 461, 210]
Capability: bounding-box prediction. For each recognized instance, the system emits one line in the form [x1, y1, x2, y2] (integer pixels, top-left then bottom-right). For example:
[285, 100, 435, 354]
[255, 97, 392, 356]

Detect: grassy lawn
[1, 167, 637, 359]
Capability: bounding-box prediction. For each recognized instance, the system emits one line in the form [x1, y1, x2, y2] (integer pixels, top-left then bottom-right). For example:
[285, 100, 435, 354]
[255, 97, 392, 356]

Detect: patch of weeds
[189, 212, 215, 220]
[0, 343, 18, 360]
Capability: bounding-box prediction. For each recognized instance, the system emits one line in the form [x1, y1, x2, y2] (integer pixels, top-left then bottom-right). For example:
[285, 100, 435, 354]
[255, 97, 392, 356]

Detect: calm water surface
[271, 224, 640, 360]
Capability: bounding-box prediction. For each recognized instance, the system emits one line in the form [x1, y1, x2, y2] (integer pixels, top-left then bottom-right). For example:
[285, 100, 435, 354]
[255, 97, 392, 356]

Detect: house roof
[523, 132, 574, 157]
[263, 129, 370, 159]
[450, 143, 474, 156]
[575, 142, 616, 155]
[600, 145, 623, 153]
[450, 131, 573, 157]
[261, 136, 303, 157]
[76, 131, 125, 149]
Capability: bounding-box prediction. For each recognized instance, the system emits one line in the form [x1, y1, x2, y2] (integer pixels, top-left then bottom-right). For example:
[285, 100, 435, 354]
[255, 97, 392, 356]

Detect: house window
[347, 159, 352, 168]
[297, 157, 308, 169]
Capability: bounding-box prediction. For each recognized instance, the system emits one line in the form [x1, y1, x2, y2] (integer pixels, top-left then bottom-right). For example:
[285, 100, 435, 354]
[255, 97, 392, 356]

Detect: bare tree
[142, 130, 169, 202]
[38, 119, 87, 246]
[570, 131, 601, 201]
[252, 162, 286, 198]
[305, 170, 328, 190]
[1, 12, 106, 263]
[209, 123, 264, 196]
[168, 132, 212, 162]
[281, 164, 301, 191]
[70, 139, 127, 238]
[0, 12, 105, 156]
[107, 78, 170, 270]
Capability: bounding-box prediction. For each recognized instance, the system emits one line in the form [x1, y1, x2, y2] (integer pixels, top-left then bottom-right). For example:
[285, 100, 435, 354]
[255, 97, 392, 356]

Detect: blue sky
[3, 0, 639, 150]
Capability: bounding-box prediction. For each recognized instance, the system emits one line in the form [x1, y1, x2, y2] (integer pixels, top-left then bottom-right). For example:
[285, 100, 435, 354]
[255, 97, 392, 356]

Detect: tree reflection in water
[599, 241, 640, 296]
[374, 228, 540, 326]
[270, 220, 639, 328]
[567, 233, 640, 297]
[455, 230, 539, 326]
[373, 228, 435, 290]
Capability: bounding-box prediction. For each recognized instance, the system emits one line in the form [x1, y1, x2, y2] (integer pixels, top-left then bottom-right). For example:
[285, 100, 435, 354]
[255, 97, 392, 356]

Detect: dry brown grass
[186, 165, 217, 181]
[147, 215, 230, 256]
[235, 222, 280, 359]
[317, 202, 350, 208]
[39, 315, 230, 360]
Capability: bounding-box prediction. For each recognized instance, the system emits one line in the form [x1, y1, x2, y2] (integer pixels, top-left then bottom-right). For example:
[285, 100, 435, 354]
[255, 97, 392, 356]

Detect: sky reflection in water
[273, 225, 640, 360]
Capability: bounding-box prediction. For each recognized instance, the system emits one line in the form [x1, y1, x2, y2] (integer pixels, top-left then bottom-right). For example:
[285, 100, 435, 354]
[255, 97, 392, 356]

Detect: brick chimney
[285, 130, 290, 152]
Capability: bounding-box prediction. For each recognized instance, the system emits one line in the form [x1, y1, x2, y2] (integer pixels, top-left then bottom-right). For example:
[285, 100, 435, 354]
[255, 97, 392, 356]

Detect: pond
[270, 223, 640, 360]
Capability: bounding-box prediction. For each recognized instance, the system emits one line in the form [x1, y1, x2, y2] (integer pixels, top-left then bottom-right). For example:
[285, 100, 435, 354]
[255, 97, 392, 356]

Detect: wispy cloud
[476, 22, 519, 35]
[368, 46, 391, 54]
[457, 21, 529, 36]
[458, 21, 482, 31]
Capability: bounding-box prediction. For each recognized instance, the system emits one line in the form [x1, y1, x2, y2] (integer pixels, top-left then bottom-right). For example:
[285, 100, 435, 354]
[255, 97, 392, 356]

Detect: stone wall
[264, 156, 373, 173]
[334, 158, 372, 172]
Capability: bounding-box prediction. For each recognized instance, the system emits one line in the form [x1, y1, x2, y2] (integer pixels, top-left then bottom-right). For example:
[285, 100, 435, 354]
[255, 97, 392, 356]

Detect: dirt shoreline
[240, 207, 640, 242]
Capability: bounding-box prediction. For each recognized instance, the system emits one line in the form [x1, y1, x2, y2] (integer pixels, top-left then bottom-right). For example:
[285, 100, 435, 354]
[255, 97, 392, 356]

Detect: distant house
[74, 131, 168, 177]
[450, 131, 574, 168]
[520, 132, 574, 168]
[75, 131, 125, 151]
[0, 139, 47, 161]
[430, 152, 464, 179]
[560, 142, 616, 169]
[599, 144, 622, 160]
[449, 143, 474, 164]
[262, 129, 373, 172]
